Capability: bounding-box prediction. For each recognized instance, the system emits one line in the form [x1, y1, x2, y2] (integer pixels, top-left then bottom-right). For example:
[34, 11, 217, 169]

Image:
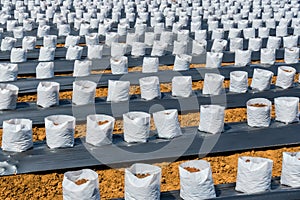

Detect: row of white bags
[62, 153, 300, 200]
[3, 93, 299, 152]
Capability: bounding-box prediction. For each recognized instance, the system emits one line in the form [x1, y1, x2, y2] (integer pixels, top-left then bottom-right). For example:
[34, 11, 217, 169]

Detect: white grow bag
[139, 76, 161, 100]
[153, 109, 182, 139]
[235, 157, 273, 194]
[38, 47, 55, 61]
[10, 48, 27, 63]
[250, 68, 273, 91]
[275, 66, 296, 89]
[0, 83, 19, 110]
[179, 160, 216, 200]
[123, 111, 151, 143]
[247, 98, 272, 127]
[2, 118, 33, 152]
[274, 97, 299, 124]
[107, 80, 130, 102]
[72, 80, 97, 105]
[66, 46, 83, 60]
[142, 57, 159, 73]
[110, 56, 128, 74]
[45, 115, 76, 149]
[37, 81, 60, 108]
[73, 60, 92, 77]
[198, 105, 225, 134]
[202, 73, 225, 95]
[229, 71, 248, 93]
[125, 163, 161, 200]
[281, 152, 300, 188]
[86, 114, 115, 146]
[172, 76, 192, 98]
[0, 63, 18, 82]
[63, 169, 100, 200]
[36, 62, 54, 79]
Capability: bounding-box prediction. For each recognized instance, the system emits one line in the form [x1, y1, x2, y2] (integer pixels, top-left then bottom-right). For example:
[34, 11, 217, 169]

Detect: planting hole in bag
[39, 47, 55, 61]
[36, 62, 54, 79]
[87, 45, 103, 60]
[173, 54, 192, 71]
[275, 97, 299, 124]
[153, 109, 182, 139]
[45, 115, 76, 149]
[0, 83, 19, 110]
[251, 68, 273, 91]
[22, 36, 36, 50]
[260, 48, 276, 65]
[111, 42, 127, 57]
[66, 46, 83, 60]
[123, 111, 151, 143]
[1, 37, 17, 51]
[107, 80, 130, 102]
[247, 98, 272, 127]
[198, 105, 225, 134]
[281, 152, 300, 188]
[206, 52, 223, 68]
[172, 76, 192, 98]
[63, 169, 100, 200]
[284, 47, 299, 64]
[43, 35, 57, 48]
[0, 63, 18, 82]
[125, 163, 161, 200]
[230, 71, 248, 93]
[37, 81, 60, 108]
[203, 73, 225, 95]
[72, 80, 97, 106]
[179, 160, 216, 200]
[65, 35, 80, 48]
[73, 60, 92, 77]
[2, 118, 33, 152]
[139, 76, 161, 100]
[275, 66, 296, 89]
[235, 156, 273, 193]
[142, 57, 159, 73]
[86, 114, 115, 146]
[110, 56, 128, 74]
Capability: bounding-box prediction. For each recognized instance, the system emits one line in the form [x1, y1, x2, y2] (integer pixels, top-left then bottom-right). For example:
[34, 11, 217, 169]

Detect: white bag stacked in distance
[125, 163, 161, 200]
[45, 115, 76, 149]
[63, 169, 100, 200]
[2, 119, 33, 152]
[235, 157, 273, 194]
[123, 111, 150, 143]
[179, 160, 216, 200]
[86, 114, 115, 146]
[281, 152, 300, 188]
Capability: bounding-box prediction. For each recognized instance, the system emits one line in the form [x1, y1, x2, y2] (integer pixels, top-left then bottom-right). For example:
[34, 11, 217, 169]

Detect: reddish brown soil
[98, 120, 109, 125]
[184, 167, 200, 173]
[135, 173, 150, 178]
[75, 179, 88, 185]
[249, 103, 267, 107]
